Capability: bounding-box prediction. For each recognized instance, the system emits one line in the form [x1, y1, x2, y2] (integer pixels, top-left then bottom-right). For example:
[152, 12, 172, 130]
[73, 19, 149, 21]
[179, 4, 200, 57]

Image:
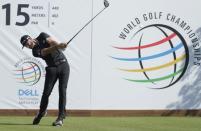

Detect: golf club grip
[66, 7, 106, 45]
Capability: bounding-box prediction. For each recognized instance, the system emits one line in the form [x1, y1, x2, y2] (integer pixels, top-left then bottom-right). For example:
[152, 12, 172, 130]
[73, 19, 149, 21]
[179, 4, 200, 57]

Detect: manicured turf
[0, 116, 200, 131]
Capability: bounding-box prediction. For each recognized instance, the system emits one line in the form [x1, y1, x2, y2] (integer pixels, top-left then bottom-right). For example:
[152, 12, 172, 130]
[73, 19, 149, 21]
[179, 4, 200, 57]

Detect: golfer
[20, 32, 70, 126]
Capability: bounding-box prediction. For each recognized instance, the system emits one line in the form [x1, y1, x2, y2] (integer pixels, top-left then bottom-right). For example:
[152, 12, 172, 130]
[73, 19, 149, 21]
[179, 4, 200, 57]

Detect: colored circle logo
[14, 62, 41, 86]
[112, 24, 189, 89]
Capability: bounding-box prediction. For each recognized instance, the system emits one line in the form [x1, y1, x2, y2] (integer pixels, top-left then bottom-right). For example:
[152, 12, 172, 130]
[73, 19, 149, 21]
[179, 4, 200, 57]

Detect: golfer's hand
[57, 43, 67, 49]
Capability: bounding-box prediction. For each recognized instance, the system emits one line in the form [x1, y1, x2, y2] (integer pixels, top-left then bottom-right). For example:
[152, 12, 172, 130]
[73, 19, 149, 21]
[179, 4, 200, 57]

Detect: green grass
[0, 116, 201, 131]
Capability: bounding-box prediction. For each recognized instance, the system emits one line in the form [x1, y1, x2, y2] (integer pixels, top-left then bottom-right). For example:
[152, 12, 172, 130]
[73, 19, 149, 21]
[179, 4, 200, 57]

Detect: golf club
[66, 0, 109, 45]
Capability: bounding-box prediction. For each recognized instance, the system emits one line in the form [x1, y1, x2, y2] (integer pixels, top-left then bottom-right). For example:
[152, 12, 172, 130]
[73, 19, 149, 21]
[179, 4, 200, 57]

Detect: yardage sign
[1, 1, 60, 27]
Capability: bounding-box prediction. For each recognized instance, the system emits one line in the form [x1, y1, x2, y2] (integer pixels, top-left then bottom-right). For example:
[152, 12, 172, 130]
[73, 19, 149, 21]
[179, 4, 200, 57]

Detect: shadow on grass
[0, 122, 32, 125]
[0, 122, 50, 126]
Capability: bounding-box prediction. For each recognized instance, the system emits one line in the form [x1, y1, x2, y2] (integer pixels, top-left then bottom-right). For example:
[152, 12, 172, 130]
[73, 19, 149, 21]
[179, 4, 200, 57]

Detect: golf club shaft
[66, 7, 106, 45]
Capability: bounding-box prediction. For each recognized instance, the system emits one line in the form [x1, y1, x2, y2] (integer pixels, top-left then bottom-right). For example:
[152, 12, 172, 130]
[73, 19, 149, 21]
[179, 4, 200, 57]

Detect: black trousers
[38, 62, 70, 119]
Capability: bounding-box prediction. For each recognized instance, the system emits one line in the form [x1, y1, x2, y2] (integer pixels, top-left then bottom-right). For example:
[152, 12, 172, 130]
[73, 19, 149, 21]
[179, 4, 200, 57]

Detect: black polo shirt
[32, 32, 66, 66]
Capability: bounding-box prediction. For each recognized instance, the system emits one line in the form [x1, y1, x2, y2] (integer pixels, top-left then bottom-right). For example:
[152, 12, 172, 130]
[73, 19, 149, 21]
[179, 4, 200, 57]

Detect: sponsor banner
[0, 0, 201, 110]
[91, 0, 201, 109]
[0, 0, 92, 109]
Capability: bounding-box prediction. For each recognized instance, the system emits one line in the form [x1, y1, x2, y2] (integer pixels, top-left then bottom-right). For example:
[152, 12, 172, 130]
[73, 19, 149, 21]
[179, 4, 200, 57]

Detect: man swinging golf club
[20, 0, 109, 127]
[20, 33, 70, 126]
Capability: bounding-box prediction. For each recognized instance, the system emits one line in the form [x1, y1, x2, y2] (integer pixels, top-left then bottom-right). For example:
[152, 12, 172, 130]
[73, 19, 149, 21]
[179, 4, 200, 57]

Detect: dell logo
[18, 89, 39, 96]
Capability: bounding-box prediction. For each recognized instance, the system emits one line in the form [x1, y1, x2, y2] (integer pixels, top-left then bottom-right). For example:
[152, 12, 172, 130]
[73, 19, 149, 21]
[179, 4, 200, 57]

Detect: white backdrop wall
[0, 0, 201, 110]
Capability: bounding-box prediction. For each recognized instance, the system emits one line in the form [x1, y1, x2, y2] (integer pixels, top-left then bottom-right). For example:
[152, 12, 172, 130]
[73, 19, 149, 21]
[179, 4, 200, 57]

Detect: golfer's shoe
[52, 118, 63, 126]
[32, 111, 47, 125]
